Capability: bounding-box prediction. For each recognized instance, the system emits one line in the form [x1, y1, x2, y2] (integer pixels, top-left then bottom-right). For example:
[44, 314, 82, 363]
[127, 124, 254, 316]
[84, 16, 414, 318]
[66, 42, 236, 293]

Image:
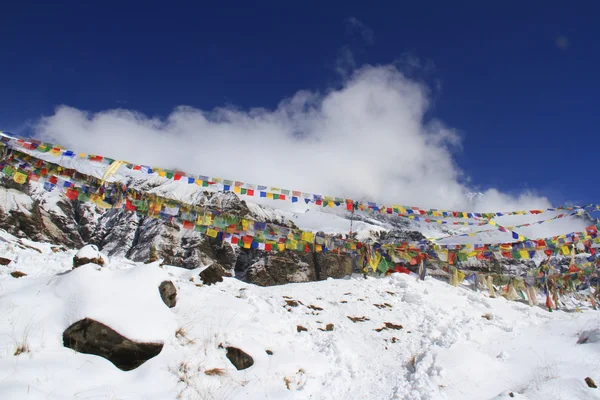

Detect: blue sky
[1, 1, 598, 207]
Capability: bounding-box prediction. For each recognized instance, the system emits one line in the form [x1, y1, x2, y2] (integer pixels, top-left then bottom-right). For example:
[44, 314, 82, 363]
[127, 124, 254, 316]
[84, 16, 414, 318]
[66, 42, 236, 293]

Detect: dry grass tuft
[347, 316, 370, 323]
[14, 343, 29, 356]
[175, 327, 195, 345]
[205, 367, 226, 376]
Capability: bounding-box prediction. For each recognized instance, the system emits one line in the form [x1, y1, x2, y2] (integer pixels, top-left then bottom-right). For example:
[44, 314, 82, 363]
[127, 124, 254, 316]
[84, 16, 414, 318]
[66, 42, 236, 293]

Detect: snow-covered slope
[1, 234, 600, 400]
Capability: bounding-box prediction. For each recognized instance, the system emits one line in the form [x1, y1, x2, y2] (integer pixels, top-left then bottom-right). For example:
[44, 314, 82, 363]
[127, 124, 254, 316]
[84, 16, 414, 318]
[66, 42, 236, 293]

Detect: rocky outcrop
[4, 173, 566, 287]
[63, 318, 163, 371]
[233, 248, 356, 286]
[241, 251, 316, 286]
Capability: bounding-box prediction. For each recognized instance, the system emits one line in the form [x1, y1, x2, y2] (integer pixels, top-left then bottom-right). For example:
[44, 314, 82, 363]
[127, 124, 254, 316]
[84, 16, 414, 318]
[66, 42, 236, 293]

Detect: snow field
[1, 235, 600, 399]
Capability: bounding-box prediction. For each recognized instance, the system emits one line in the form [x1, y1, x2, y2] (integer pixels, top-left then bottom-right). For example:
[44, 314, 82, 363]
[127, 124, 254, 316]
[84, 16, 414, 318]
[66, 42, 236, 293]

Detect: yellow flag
[91, 194, 113, 209]
[561, 245, 570, 255]
[101, 160, 126, 185]
[149, 202, 162, 214]
[158, 170, 166, 177]
[78, 153, 87, 158]
[369, 252, 382, 272]
[315, 244, 322, 252]
[50, 148, 61, 156]
[13, 172, 27, 184]
[301, 231, 315, 242]
[277, 243, 285, 252]
[195, 179, 203, 186]
[519, 250, 530, 259]
[266, 192, 273, 199]
[242, 219, 249, 231]
[234, 186, 241, 194]
[207, 228, 218, 238]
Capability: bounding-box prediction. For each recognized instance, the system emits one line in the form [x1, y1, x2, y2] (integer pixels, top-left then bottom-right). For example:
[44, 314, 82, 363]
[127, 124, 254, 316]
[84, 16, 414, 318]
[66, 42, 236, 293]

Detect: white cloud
[34, 64, 551, 212]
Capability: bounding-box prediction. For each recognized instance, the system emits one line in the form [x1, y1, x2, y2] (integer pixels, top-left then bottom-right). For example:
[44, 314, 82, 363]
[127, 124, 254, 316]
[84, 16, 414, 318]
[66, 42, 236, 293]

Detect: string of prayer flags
[4, 133, 598, 222]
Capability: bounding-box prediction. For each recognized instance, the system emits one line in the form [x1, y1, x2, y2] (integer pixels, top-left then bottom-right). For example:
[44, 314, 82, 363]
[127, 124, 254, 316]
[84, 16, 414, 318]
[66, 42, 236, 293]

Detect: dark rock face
[235, 250, 355, 287]
[312, 252, 353, 280]
[242, 252, 316, 287]
[63, 318, 163, 371]
[199, 263, 232, 285]
[159, 281, 177, 308]
[225, 346, 254, 370]
[0, 257, 12, 265]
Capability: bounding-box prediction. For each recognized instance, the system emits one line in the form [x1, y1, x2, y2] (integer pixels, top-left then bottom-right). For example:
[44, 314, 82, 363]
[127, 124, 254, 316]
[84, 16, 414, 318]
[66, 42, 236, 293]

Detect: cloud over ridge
[35, 64, 550, 212]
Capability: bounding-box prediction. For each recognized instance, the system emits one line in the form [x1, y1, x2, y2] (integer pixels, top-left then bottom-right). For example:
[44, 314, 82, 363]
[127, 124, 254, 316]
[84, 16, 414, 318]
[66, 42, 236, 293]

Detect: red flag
[125, 200, 137, 211]
[242, 235, 253, 244]
[66, 189, 79, 201]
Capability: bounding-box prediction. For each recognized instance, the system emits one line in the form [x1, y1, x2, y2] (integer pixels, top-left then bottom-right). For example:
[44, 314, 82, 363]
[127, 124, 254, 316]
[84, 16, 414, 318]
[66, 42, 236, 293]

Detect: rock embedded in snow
[586, 377, 597, 388]
[10, 271, 26, 278]
[199, 262, 232, 285]
[73, 244, 106, 269]
[0, 257, 12, 265]
[577, 329, 600, 344]
[63, 318, 164, 371]
[158, 281, 177, 308]
[225, 346, 254, 370]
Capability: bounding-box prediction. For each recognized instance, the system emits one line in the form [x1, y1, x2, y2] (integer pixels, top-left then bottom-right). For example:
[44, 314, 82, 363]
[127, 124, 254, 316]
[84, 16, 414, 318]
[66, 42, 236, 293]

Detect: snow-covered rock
[73, 244, 106, 268]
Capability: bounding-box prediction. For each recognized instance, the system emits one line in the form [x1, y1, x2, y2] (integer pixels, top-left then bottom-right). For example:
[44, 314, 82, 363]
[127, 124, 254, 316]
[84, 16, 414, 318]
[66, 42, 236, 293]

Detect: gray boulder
[158, 281, 177, 308]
